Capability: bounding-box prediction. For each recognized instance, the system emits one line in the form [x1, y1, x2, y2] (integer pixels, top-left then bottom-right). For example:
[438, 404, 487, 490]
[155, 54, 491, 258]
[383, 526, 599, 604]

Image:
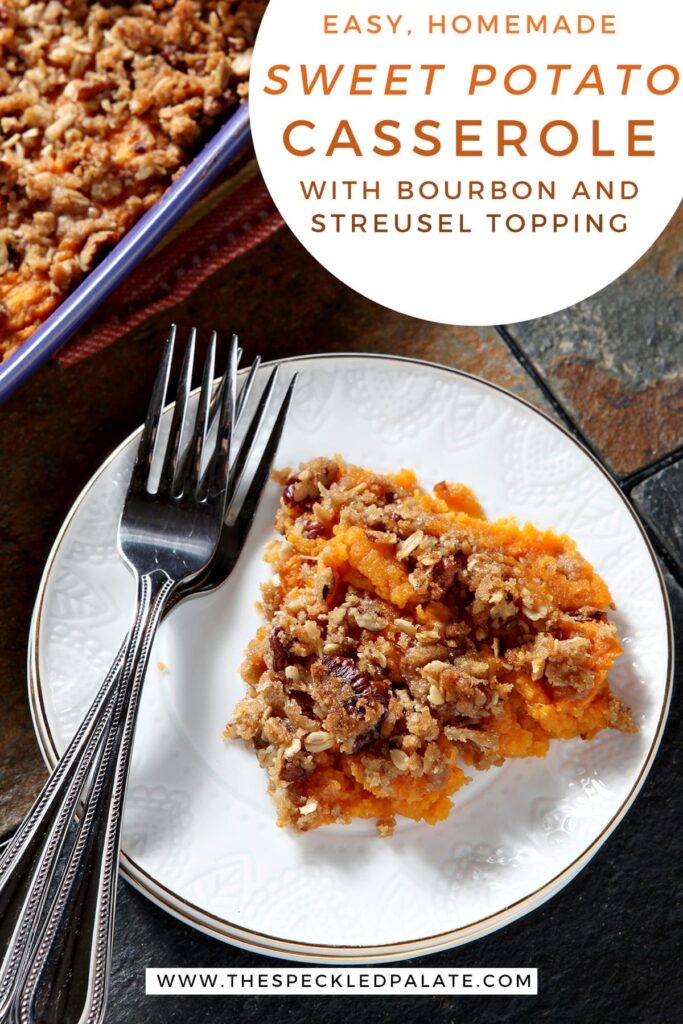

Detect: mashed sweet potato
[225, 457, 635, 835]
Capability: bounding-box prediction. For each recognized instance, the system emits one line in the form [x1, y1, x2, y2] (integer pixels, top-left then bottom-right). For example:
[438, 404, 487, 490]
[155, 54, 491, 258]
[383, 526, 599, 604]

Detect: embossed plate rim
[27, 353, 674, 962]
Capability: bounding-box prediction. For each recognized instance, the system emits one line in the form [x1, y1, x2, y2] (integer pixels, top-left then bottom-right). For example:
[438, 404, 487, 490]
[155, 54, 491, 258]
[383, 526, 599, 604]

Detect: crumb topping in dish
[225, 456, 636, 836]
[0, 0, 265, 359]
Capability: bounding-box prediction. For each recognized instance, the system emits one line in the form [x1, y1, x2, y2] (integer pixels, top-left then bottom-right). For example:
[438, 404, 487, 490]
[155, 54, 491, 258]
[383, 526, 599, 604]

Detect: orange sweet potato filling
[296, 738, 468, 827]
[227, 457, 635, 834]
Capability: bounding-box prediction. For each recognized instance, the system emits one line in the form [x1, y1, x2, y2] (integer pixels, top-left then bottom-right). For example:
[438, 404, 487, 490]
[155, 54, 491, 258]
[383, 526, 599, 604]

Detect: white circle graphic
[250, 0, 682, 324]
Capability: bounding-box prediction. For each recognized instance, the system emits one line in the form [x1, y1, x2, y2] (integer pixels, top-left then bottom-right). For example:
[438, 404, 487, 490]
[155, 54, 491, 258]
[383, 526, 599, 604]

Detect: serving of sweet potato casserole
[0, 0, 265, 359]
[226, 456, 636, 836]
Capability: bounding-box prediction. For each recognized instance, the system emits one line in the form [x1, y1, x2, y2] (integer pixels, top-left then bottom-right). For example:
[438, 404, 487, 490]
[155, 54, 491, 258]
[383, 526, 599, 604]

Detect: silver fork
[2, 331, 296, 1024]
[0, 332, 274, 1018]
[0, 331, 277, 1015]
[10, 326, 238, 1023]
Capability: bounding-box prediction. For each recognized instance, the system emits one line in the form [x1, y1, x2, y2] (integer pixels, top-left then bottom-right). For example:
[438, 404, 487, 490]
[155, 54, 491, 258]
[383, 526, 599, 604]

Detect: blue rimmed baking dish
[0, 102, 251, 406]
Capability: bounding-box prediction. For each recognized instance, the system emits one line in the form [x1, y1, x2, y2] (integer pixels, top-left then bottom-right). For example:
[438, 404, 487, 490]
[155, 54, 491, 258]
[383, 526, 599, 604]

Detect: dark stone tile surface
[507, 204, 683, 476]
[632, 459, 683, 568]
[124, 225, 551, 412]
[104, 574, 680, 1024]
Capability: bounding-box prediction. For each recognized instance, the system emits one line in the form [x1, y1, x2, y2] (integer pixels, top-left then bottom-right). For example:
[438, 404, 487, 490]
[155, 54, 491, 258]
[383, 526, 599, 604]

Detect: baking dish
[0, 103, 251, 406]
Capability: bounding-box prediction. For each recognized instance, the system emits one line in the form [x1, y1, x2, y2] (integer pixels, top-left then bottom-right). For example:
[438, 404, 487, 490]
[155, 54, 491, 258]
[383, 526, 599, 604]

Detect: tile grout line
[644, 530, 683, 592]
[616, 484, 683, 589]
[497, 324, 683, 495]
[621, 445, 683, 492]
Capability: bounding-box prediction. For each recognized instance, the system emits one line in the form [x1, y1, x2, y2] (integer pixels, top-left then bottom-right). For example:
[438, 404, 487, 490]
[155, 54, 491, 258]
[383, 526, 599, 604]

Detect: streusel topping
[226, 457, 635, 835]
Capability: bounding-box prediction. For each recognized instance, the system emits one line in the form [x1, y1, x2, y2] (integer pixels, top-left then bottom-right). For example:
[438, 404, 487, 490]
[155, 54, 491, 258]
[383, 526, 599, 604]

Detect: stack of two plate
[28, 355, 672, 962]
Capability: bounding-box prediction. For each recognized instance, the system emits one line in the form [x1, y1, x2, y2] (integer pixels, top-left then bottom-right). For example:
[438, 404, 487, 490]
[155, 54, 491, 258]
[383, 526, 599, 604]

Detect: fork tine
[129, 325, 175, 494]
[203, 334, 238, 499]
[208, 353, 226, 421]
[159, 327, 196, 494]
[177, 330, 216, 495]
[235, 354, 262, 424]
[208, 335, 241, 425]
[227, 365, 279, 504]
[231, 372, 297, 537]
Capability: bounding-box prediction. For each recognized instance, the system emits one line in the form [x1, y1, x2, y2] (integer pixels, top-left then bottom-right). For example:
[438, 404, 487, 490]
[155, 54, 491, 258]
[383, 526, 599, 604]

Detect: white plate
[28, 354, 673, 962]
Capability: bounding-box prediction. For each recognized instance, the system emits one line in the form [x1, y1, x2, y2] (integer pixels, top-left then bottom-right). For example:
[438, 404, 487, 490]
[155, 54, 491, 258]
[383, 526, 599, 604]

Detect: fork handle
[0, 578, 183, 1015]
[0, 643, 126, 1017]
[14, 569, 174, 1024]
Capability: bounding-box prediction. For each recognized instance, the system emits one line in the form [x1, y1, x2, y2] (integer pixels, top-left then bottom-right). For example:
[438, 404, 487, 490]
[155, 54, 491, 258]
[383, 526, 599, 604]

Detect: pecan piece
[322, 655, 389, 705]
[269, 627, 289, 672]
[567, 608, 607, 622]
[279, 761, 307, 783]
[430, 556, 459, 598]
[352, 727, 385, 754]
